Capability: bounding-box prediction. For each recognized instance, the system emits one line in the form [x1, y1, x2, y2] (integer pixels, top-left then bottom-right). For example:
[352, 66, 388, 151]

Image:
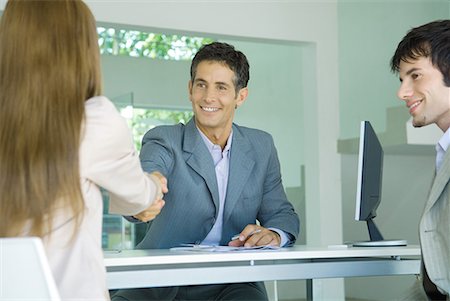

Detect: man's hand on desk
[228, 225, 281, 248]
[134, 171, 168, 222]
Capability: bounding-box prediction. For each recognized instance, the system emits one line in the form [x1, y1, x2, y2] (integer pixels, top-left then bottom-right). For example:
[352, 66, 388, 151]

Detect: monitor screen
[353, 121, 407, 247]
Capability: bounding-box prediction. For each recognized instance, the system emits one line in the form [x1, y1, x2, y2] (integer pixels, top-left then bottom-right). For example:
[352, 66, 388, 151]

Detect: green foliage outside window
[124, 108, 193, 151]
[97, 27, 214, 61]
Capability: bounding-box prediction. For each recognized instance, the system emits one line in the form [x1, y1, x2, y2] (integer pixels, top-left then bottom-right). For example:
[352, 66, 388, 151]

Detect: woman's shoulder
[84, 96, 117, 114]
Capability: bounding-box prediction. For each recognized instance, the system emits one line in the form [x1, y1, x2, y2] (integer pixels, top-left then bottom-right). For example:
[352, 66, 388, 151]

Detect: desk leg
[306, 279, 313, 301]
[306, 279, 345, 301]
[265, 280, 278, 301]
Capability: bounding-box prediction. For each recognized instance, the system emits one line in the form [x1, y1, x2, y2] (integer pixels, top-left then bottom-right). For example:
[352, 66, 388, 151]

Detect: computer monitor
[353, 121, 407, 247]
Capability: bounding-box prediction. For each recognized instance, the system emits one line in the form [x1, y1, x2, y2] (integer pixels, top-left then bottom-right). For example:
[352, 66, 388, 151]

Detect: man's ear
[236, 87, 248, 108]
[188, 80, 193, 102]
[188, 80, 193, 94]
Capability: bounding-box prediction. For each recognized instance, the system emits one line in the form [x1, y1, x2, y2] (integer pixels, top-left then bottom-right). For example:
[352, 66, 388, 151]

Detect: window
[123, 107, 193, 151]
[99, 26, 205, 250]
[97, 26, 214, 61]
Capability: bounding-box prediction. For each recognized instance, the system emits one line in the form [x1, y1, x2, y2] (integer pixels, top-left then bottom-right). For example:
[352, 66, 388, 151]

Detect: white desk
[104, 245, 421, 300]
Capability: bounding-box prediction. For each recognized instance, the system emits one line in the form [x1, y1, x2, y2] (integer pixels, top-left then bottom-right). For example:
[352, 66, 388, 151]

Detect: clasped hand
[228, 224, 281, 247]
[133, 171, 168, 222]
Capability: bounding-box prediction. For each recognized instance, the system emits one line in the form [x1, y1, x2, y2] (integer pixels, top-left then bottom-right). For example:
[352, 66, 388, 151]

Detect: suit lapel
[223, 124, 255, 223]
[183, 119, 220, 211]
[425, 148, 450, 212]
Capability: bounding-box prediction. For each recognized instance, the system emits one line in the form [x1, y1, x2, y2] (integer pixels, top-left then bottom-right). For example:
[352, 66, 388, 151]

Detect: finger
[149, 172, 168, 194]
[244, 230, 276, 247]
[151, 171, 164, 180]
[147, 201, 164, 215]
[228, 239, 244, 247]
[134, 213, 148, 222]
[152, 172, 166, 185]
[238, 225, 259, 241]
[243, 231, 264, 247]
[139, 209, 160, 222]
[161, 183, 168, 193]
[154, 173, 168, 193]
[153, 198, 165, 208]
[135, 200, 165, 222]
[160, 177, 168, 193]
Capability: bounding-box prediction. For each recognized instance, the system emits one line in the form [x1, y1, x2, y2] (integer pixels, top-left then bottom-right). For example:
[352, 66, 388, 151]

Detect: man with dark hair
[112, 42, 299, 300]
[391, 20, 450, 299]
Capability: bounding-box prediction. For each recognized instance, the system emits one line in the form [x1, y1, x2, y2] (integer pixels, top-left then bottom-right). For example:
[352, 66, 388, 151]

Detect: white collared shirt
[436, 128, 450, 171]
[198, 129, 232, 246]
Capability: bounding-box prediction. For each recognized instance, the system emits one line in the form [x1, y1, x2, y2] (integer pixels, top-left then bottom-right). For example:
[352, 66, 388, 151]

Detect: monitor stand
[352, 239, 407, 247]
[352, 219, 407, 247]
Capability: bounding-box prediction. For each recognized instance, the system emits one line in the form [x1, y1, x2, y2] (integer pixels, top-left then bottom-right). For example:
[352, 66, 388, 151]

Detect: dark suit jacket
[137, 118, 299, 249]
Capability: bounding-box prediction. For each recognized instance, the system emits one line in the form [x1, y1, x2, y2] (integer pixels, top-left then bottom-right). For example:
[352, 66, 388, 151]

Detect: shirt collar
[437, 127, 450, 153]
[197, 127, 233, 155]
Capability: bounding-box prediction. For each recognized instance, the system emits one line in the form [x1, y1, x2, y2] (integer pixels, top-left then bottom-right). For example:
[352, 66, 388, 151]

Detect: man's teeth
[202, 107, 219, 112]
[411, 101, 422, 109]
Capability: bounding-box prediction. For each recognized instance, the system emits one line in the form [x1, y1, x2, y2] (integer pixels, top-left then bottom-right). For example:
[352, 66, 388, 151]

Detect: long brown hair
[0, 0, 102, 237]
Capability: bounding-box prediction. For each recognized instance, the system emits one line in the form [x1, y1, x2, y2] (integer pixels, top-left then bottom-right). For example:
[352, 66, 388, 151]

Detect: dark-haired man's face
[188, 61, 247, 143]
[396, 57, 450, 131]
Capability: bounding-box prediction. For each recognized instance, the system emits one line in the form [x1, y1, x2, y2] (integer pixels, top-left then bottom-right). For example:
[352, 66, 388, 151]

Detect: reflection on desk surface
[103, 245, 421, 267]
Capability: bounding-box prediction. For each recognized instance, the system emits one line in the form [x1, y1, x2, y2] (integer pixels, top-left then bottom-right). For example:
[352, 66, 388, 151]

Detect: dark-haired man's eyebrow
[194, 78, 206, 83]
[405, 67, 421, 76]
[215, 81, 232, 87]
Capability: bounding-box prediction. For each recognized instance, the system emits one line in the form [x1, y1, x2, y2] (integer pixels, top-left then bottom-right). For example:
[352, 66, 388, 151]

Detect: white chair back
[0, 237, 60, 300]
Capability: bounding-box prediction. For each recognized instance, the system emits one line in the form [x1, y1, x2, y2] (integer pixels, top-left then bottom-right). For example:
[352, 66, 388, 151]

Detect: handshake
[133, 171, 168, 222]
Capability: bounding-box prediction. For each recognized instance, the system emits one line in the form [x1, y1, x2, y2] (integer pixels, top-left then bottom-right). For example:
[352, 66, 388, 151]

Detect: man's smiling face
[397, 57, 450, 131]
[189, 60, 247, 140]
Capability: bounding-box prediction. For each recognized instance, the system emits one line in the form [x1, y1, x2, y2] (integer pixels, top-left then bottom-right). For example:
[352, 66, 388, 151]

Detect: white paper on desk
[169, 244, 280, 252]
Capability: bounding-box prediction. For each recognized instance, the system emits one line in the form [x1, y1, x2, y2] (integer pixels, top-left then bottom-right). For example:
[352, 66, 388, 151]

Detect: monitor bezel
[354, 120, 383, 222]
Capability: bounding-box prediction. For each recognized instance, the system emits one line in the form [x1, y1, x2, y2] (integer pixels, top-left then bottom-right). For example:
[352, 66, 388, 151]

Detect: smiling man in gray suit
[112, 42, 299, 301]
[391, 20, 450, 299]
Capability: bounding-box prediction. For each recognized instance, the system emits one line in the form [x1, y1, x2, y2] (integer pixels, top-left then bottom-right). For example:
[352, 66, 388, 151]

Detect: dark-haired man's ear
[235, 87, 248, 109]
[188, 80, 192, 94]
[188, 80, 193, 102]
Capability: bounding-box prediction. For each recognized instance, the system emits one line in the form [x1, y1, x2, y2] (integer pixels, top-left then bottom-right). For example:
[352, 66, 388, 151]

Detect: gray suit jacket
[420, 146, 450, 294]
[137, 119, 299, 249]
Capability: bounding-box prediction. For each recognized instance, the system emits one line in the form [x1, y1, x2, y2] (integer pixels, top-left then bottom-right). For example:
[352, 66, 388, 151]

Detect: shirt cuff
[124, 215, 143, 223]
[268, 227, 290, 247]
